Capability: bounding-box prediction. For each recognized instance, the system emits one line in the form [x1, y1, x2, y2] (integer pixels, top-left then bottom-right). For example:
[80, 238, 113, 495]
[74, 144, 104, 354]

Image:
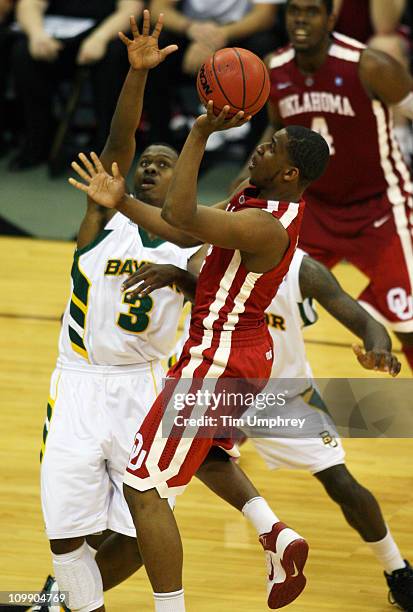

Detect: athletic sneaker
[28, 575, 69, 612]
[385, 560, 413, 611]
[259, 522, 309, 609]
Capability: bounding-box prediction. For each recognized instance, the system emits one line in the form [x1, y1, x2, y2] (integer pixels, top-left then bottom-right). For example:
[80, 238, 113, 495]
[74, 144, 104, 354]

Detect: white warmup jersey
[58, 213, 197, 366]
[266, 248, 317, 383]
[253, 248, 345, 473]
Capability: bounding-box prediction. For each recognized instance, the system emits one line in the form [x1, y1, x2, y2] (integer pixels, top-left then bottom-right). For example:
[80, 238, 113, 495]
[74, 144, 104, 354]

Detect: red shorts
[299, 192, 413, 332]
[124, 327, 273, 497]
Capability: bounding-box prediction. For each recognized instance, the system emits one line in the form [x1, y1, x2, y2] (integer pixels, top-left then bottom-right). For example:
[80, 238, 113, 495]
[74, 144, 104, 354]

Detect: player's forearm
[77, 204, 112, 249]
[370, 0, 406, 34]
[100, 67, 148, 173]
[90, 0, 141, 43]
[150, 0, 190, 34]
[117, 194, 201, 247]
[324, 294, 392, 351]
[16, 0, 47, 37]
[221, 4, 276, 41]
[161, 127, 206, 228]
[362, 317, 392, 352]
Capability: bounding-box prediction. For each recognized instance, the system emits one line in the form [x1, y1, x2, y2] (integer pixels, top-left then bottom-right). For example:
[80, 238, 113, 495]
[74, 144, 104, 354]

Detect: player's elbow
[161, 204, 189, 230]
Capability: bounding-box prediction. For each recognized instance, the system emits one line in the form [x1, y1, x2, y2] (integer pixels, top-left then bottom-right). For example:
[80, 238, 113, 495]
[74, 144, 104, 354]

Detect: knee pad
[52, 541, 103, 612]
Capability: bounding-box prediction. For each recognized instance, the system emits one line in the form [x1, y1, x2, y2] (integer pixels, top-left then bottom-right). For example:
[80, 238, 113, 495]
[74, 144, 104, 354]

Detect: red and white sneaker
[259, 522, 309, 609]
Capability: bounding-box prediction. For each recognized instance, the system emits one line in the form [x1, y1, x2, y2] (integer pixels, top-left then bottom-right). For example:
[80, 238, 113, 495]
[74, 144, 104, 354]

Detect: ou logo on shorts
[128, 432, 147, 472]
[387, 287, 413, 321]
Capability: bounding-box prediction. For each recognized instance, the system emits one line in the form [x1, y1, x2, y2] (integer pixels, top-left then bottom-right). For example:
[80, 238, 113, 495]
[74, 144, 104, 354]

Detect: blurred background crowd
[0, 0, 412, 177]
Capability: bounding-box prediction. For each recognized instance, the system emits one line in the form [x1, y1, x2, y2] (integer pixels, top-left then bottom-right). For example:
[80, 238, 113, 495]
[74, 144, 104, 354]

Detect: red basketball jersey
[268, 33, 413, 209]
[189, 187, 305, 343]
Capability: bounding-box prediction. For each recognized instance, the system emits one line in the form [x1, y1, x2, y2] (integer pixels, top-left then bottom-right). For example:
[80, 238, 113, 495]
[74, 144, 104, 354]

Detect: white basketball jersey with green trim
[266, 248, 317, 380]
[58, 213, 197, 366]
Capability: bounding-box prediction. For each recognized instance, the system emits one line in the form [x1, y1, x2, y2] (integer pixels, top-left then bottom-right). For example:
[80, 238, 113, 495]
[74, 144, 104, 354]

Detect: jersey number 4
[311, 117, 335, 155]
[117, 292, 153, 334]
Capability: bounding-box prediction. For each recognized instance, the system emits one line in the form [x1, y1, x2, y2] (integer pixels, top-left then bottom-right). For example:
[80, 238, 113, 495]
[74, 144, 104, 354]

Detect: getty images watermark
[160, 377, 413, 439]
[173, 388, 306, 430]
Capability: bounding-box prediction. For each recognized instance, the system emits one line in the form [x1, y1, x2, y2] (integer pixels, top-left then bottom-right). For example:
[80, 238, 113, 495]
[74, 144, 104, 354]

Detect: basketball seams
[248, 62, 270, 110]
[233, 48, 246, 111]
[212, 49, 244, 111]
[197, 47, 270, 117]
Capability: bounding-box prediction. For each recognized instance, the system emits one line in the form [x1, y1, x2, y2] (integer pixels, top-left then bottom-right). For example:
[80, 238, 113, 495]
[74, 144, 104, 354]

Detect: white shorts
[249, 389, 346, 474]
[41, 360, 164, 540]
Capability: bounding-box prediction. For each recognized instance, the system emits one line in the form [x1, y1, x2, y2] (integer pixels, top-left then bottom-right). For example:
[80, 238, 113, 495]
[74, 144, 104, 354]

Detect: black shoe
[28, 575, 69, 612]
[385, 560, 413, 611]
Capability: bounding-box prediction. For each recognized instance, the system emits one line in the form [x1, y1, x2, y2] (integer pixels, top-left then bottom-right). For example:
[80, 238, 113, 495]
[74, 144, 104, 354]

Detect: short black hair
[287, 0, 333, 15]
[144, 142, 179, 157]
[285, 125, 330, 184]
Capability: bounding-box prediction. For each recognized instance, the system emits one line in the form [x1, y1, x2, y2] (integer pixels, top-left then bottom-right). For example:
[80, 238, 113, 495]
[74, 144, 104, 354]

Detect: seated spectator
[0, 0, 15, 155]
[9, 0, 142, 171]
[334, 0, 412, 160]
[145, 0, 284, 144]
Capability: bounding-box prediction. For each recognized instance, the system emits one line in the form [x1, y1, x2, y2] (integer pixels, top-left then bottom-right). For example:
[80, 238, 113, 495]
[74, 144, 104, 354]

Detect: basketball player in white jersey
[123, 250, 413, 610]
[39, 13, 202, 612]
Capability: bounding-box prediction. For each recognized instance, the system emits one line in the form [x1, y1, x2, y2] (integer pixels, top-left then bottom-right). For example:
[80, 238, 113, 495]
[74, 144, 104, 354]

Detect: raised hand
[194, 101, 251, 138]
[352, 344, 401, 377]
[68, 152, 126, 209]
[118, 10, 178, 71]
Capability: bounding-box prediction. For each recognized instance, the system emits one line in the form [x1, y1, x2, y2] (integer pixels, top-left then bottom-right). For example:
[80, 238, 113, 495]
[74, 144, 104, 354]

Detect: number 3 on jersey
[117, 292, 153, 334]
[311, 117, 335, 155]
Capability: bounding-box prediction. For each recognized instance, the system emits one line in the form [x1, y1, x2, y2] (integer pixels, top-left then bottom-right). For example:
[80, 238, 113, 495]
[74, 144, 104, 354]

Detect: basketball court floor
[0, 235, 412, 611]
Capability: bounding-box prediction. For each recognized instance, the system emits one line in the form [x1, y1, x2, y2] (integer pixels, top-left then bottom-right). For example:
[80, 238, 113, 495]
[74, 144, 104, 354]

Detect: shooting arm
[161, 126, 287, 253]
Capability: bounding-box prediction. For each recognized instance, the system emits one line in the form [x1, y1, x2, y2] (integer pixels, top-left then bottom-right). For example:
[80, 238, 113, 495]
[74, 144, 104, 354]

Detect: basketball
[196, 47, 270, 118]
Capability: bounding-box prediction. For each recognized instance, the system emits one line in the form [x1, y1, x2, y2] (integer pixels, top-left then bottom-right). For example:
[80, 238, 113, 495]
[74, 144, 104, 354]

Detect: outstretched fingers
[141, 10, 150, 37]
[71, 160, 91, 183]
[160, 44, 179, 60]
[118, 30, 132, 46]
[68, 177, 89, 194]
[206, 101, 250, 127]
[151, 12, 164, 40]
[227, 110, 251, 129]
[111, 161, 122, 179]
[78, 152, 97, 177]
[90, 151, 105, 173]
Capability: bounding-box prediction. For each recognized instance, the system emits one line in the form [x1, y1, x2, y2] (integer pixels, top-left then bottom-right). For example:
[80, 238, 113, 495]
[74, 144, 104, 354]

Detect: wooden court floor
[0, 236, 412, 611]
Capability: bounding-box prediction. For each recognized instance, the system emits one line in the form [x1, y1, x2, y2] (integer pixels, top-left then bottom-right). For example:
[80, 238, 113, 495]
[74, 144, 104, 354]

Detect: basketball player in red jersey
[70, 106, 329, 609]
[237, 0, 413, 372]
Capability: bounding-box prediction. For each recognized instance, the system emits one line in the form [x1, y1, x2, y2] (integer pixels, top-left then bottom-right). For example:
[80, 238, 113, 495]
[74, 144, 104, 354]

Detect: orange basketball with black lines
[196, 47, 270, 118]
